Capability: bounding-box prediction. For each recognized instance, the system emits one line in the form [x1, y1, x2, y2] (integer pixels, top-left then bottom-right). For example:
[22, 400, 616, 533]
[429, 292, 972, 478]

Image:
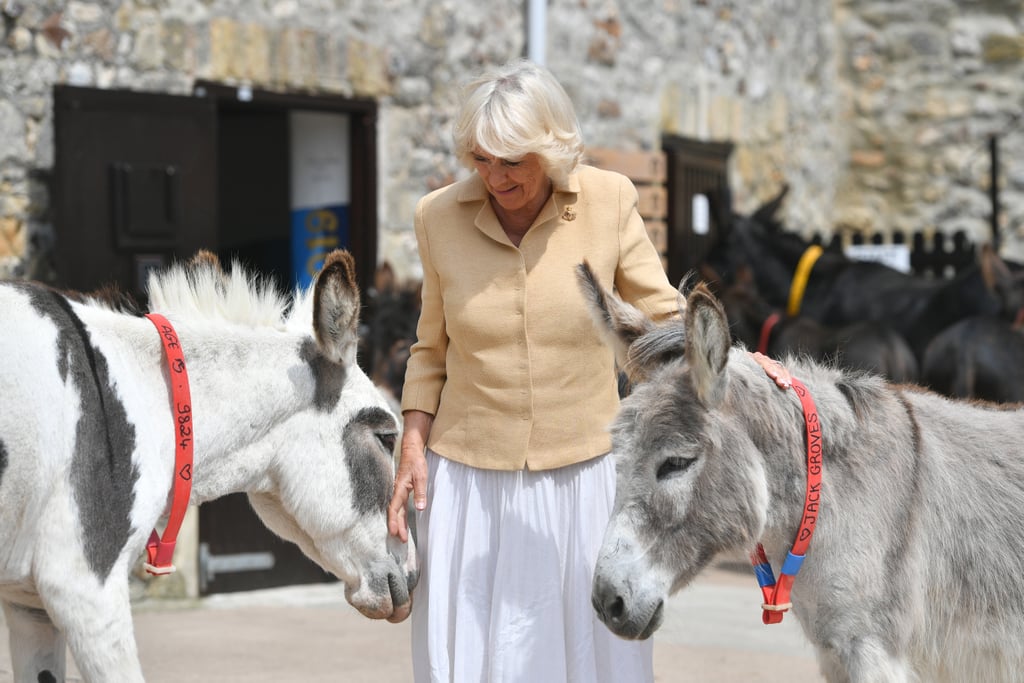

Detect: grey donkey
[578, 262, 1024, 683]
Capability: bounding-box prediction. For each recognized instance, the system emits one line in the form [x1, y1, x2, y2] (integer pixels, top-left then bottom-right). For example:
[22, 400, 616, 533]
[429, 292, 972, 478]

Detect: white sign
[844, 243, 911, 273]
[692, 193, 710, 235]
[289, 110, 350, 210]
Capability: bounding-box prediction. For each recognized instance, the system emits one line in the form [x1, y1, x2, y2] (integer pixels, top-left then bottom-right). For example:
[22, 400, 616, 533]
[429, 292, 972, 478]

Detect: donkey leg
[821, 637, 911, 683]
[43, 582, 144, 683]
[2, 601, 67, 683]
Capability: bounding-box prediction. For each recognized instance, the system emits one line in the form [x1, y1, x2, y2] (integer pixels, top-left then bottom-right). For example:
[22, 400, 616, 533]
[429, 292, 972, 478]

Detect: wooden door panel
[53, 85, 218, 300]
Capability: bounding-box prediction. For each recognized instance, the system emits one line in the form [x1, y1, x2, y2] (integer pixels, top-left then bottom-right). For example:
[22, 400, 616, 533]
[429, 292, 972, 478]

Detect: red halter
[750, 377, 822, 624]
[143, 313, 195, 575]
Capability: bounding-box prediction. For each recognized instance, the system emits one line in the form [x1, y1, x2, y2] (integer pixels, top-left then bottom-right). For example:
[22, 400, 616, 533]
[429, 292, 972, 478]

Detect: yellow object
[787, 245, 824, 317]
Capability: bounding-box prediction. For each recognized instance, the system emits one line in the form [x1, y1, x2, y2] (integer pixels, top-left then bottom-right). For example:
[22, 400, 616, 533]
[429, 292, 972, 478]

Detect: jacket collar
[459, 169, 581, 246]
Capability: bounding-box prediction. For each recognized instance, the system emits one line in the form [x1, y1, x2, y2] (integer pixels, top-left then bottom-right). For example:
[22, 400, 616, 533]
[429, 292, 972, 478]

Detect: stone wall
[833, 0, 1024, 261]
[1, 0, 1022, 278]
[383, 0, 844, 281]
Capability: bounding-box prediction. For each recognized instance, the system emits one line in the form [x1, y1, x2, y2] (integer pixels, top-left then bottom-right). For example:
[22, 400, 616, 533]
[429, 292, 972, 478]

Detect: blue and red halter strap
[750, 377, 822, 624]
[143, 313, 195, 575]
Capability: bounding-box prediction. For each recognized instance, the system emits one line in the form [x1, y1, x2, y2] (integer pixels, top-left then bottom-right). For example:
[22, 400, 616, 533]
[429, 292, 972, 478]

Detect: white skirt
[410, 449, 654, 683]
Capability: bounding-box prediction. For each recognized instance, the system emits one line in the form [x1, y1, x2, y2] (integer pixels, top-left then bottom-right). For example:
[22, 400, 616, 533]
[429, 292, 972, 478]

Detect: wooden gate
[662, 135, 734, 287]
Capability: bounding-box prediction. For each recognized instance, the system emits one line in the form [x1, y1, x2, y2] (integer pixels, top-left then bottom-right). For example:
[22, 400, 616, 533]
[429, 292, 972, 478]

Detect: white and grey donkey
[0, 250, 418, 682]
[577, 261, 1024, 683]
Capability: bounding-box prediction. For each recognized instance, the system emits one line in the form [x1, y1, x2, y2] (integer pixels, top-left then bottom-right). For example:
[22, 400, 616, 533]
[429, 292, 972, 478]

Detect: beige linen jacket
[400, 164, 680, 471]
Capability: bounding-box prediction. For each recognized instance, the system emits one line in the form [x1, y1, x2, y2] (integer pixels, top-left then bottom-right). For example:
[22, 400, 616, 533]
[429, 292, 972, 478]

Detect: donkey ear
[752, 184, 789, 230]
[978, 243, 1023, 316]
[684, 282, 731, 407]
[189, 249, 223, 272]
[312, 250, 361, 365]
[575, 261, 656, 374]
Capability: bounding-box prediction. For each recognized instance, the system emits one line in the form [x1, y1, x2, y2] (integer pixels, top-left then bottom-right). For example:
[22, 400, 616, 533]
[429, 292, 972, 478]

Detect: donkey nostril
[608, 595, 625, 621]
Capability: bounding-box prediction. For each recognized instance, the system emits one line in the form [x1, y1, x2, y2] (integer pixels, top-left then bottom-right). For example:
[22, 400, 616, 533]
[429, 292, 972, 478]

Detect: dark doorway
[215, 108, 292, 292]
[196, 81, 378, 296]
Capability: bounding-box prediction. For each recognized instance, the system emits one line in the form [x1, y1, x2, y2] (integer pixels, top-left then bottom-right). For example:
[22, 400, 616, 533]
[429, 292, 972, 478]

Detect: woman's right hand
[387, 410, 433, 543]
[749, 351, 792, 389]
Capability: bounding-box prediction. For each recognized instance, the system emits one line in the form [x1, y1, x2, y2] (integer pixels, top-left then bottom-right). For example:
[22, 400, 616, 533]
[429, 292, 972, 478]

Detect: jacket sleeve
[399, 195, 448, 415]
[612, 174, 683, 321]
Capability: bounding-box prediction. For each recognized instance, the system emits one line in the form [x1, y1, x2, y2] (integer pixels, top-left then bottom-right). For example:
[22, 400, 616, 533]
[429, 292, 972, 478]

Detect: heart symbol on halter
[179, 463, 192, 481]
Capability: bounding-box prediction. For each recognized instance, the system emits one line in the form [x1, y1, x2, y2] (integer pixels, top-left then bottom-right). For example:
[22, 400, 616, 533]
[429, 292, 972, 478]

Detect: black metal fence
[815, 230, 977, 279]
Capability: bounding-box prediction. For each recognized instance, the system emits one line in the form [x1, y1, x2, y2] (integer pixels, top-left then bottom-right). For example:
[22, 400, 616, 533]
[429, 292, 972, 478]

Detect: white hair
[452, 59, 584, 187]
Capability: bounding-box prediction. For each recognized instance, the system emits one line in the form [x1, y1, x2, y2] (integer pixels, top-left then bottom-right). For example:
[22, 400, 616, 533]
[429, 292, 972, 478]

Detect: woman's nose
[486, 164, 507, 182]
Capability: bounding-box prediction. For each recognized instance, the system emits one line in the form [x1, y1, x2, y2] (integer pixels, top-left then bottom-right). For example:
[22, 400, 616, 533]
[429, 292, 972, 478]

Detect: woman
[387, 59, 788, 682]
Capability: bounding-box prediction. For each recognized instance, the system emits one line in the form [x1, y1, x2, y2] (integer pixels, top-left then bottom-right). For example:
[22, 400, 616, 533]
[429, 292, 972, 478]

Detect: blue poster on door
[290, 110, 351, 290]
[290, 204, 350, 289]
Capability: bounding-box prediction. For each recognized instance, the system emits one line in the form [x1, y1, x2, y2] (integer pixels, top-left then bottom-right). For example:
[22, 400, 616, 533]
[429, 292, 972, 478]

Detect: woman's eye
[503, 160, 521, 167]
[656, 456, 695, 480]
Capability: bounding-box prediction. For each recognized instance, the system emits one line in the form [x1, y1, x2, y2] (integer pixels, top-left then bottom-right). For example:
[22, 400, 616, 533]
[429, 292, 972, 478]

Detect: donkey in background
[0, 250, 418, 682]
[705, 186, 1024, 363]
[710, 263, 919, 384]
[578, 262, 1024, 682]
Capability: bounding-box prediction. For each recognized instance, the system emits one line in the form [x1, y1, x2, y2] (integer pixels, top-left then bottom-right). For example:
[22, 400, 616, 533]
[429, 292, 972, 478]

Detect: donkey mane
[627, 307, 899, 402]
[62, 283, 144, 315]
[625, 321, 686, 377]
[146, 254, 311, 331]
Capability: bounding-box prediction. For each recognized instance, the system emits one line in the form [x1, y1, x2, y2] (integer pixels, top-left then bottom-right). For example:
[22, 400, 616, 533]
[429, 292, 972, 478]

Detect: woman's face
[471, 150, 550, 216]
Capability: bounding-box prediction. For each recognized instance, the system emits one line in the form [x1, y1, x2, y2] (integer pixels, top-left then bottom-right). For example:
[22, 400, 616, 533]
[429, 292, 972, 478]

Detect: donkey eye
[656, 456, 695, 480]
[376, 431, 397, 454]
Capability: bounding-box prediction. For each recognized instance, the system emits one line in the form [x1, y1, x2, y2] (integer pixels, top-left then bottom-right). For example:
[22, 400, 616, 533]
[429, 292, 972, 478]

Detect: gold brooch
[562, 206, 577, 221]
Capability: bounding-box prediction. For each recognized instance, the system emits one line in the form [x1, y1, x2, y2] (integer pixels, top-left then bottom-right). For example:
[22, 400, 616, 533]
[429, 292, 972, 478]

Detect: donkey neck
[734, 356, 825, 556]
[165, 325, 339, 503]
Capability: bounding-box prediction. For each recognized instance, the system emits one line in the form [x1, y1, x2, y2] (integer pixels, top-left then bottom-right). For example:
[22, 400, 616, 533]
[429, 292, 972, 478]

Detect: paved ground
[0, 561, 824, 682]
